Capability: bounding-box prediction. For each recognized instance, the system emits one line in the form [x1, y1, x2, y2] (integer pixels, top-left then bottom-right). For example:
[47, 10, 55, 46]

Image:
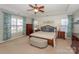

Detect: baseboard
[0, 35, 25, 44]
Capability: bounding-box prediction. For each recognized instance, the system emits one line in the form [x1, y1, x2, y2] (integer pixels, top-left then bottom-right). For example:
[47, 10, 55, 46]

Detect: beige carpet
[0, 36, 74, 54]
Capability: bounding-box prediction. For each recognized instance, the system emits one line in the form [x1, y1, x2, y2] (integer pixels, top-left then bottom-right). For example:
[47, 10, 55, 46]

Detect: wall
[26, 17, 32, 24]
[0, 11, 3, 42]
[35, 15, 68, 31]
[73, 10, 79, 33]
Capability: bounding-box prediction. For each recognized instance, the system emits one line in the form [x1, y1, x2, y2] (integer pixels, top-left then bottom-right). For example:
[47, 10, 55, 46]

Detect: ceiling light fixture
[28, 4, 44, 14]
[34, 9, 38, 12]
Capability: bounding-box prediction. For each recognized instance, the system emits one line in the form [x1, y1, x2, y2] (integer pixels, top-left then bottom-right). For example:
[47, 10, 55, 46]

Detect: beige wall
[35, 15, 67, 31]
[26, 17, 32, 24]
[73, 10, 79, 33]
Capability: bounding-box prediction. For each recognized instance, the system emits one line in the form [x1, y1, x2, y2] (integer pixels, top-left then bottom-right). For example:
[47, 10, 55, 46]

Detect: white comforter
[30, 31, 57, 40]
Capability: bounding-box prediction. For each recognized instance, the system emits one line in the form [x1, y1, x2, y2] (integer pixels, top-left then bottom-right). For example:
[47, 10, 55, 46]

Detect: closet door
[0, 12, 3, 42]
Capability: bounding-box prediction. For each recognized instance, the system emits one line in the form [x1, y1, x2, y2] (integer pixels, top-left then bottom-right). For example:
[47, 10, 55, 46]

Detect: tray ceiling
[0, 4, 79, 17]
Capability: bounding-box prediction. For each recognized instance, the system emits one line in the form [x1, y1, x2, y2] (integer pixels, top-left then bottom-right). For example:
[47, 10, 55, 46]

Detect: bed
[29, 25, 57, 48]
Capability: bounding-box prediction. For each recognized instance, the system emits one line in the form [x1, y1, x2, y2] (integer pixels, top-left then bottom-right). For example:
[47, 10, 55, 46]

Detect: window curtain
[32, 18, 34, 32]
[23, 16, 26, 34]
[67, 15, 73, 39]
[3, 13, 11, 40]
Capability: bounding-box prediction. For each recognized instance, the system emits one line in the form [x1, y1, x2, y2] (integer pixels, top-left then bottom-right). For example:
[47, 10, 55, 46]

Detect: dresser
[26, 24, 33, 35]
[71, 33, 79, 54]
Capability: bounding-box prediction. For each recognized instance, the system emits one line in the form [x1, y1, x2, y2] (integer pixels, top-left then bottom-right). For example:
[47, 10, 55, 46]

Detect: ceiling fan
[27, 4, 44, 14]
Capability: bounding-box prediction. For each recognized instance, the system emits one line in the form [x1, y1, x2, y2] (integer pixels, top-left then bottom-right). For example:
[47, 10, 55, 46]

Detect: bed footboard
[29, 35, 55, 47]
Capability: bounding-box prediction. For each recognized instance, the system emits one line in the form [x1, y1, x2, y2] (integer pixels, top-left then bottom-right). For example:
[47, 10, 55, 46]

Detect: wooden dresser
[71, 33, 79, 54]
[26, 24, 33, 35]
[57, 31, 65, 39]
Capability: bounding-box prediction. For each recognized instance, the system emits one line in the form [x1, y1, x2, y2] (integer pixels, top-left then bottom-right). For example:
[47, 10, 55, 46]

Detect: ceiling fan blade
[29, 4, 34, 8]
[39, 10, 44, 12]
[35, 4, 37, 7]
[39, 6, 44, 9]
[27, 9, 33, 11]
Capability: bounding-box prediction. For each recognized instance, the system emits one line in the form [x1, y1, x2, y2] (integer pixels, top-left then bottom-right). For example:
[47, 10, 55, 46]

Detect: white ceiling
[0, 4, 79, 17]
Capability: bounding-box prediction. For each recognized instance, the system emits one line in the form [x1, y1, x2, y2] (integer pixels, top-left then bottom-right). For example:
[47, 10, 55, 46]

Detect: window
[17, 18, 23, 32]
[11, 17, 17, 34]
[61, 19, 68, 26]
[60, 18, 68, 32]
[11, 16, 23, 34]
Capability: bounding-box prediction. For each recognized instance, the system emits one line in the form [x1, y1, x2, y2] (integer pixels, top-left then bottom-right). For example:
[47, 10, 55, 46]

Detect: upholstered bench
[29, 37, 48, 48]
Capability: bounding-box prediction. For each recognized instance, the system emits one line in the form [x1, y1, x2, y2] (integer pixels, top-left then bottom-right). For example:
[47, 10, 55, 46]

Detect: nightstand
[57, 31, 65, 39]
